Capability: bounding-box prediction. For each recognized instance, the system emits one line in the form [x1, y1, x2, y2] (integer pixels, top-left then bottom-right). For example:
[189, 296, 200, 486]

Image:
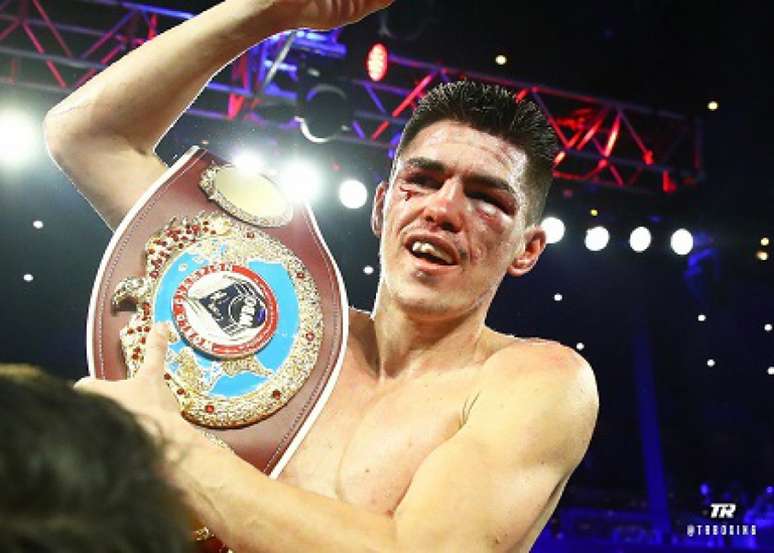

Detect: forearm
[43, 0, 283, 152]
[169, 422, 398, 553]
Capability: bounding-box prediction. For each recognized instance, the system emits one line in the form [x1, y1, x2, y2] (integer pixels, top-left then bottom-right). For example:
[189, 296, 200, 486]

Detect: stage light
[707, 100, 719, 111]
[590, 209, 599, 217]
[0, 109, 37, 168]
[706, 359, 716, 367]
[495, 54, 507, 66]
[553, 293, 563, 302]
[377, 1, 433, 42]
[761, 237, 770, 247]
[363, 265, 374, 275]
[576, 342, 585, 351]
[585, 226, 610, 251]
[338, 179, 368, 209]
[768, 367, 774, 376]
[629, 226, 652, 253]
[300, 83, 352, 143]
[697, 314, 707, 322]
[32, 220, 44, 230]
[765, 323, 772, 332]
[670, 229, 694, 256]
[22, 273, 33, 282]
[541, 216, 565, 244]
[757, 250, 769, 261]
[280, 160, 322, 203]
[232, 150, 264, 174]
[366, 43, 389, 82]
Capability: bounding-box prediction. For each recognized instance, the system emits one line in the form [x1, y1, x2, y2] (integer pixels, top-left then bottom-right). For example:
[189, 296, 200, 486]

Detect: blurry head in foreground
[0, 365, 193, 553]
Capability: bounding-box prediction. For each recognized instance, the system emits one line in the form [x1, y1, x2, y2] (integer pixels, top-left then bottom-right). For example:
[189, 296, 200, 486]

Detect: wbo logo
[709, 503, 737, 519]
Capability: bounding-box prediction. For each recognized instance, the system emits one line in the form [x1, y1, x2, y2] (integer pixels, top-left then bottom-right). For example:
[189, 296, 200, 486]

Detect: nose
[420, 178, 464, 232]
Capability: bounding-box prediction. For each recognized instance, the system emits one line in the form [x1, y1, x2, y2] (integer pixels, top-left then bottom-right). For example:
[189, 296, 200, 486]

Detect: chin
[387, 277, 481, 320]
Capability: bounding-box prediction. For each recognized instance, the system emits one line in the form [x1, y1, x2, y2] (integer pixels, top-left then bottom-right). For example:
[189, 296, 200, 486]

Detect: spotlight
[553, 293, 563, 302]
[378, 0, 434, 42]
[232, 150, 264, 174]
[338, 179, 368, 209]
[757, 250, 769, 262]
[670, 229, 694, 256]
[590, 209, 599, 217]
[0, 109, 37, 168]
[541, 216, 565, 244]
[629, 226, 652, 253]
[495, 54, 507, 66]
[585, 226, 610, 251]
[299, 83, 352, 143]
[576, 342, 585, 351]
[706, 359, 716, 367]
[765, 323, 772, 332]
[280, 160, 322, 203]
[32, 220, 44, 230]
[761, 237, 770, 247]
[707, 100, 719, 111]
[22, 273, 33, 282]
[366, 43, 389, 82]
[363, 265, 374, 275]
[698, 314, 707, 322]
[768, 367, 774, 376]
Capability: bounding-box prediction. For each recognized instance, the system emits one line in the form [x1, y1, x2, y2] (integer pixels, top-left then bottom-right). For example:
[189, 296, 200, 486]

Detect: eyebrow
[402, 157, 516, 197]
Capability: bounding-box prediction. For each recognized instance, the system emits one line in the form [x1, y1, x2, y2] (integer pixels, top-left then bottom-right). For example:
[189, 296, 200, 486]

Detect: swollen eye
[477, 201, 499, 216]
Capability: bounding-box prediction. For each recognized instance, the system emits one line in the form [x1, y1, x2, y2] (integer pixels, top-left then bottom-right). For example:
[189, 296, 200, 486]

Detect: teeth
[410, 241, 453, 264]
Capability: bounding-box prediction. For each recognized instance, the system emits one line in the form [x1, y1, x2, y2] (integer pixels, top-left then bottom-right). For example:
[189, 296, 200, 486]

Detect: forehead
[396, 120, 528, 185]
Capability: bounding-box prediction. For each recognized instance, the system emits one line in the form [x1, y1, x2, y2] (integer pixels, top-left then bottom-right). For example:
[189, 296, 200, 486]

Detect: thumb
[136, 322, 171, 380]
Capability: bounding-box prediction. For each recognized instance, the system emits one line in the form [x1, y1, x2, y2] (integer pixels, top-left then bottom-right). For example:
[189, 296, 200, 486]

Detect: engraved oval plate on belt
[113, 166, 323, 429]
[200, 165, 293, 227]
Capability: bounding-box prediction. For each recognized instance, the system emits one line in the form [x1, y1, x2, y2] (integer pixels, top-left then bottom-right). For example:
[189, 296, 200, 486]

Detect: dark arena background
[0, 1, 772, 551]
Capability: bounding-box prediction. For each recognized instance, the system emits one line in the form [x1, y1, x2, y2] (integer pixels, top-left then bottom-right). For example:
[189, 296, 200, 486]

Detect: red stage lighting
[366, 43, 389, 82]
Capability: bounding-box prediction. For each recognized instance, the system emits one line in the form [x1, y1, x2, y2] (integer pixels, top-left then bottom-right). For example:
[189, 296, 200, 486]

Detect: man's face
[372, 120, 546, 319]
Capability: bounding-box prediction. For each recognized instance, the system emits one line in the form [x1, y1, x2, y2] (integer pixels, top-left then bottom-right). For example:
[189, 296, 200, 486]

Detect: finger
[73, 376, 95, 390]
[136, 322, 171, 380]
[73, 376, 111, 397]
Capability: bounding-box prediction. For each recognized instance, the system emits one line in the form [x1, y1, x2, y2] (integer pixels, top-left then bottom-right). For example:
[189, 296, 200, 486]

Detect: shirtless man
[44, 1, 599, 551]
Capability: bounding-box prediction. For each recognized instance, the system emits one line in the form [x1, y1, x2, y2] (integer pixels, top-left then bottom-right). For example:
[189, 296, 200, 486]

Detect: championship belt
[86, 147, 348, 550]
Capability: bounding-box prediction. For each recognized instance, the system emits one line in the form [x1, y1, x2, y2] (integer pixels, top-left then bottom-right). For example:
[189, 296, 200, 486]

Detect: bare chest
[277, 353, 477, 514]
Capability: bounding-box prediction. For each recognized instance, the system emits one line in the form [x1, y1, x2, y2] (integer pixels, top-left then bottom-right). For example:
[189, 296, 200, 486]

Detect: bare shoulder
[346, 307, 373, 341]
[468, 332, 599, 468]
[482, 330, 596, 393]
[347, 306, 372, 325]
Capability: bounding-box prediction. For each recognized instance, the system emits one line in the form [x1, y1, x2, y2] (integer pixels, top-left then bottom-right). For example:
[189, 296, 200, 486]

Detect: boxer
[45, 1, 599, 551]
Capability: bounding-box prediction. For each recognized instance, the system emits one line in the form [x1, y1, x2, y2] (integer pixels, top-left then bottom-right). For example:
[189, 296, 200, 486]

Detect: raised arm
[43, 0, 392, 229]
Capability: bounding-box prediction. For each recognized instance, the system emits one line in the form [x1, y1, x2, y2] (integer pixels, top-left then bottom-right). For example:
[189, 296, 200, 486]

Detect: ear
[507, 226, 547, 277]
[371, 181, 388, 238]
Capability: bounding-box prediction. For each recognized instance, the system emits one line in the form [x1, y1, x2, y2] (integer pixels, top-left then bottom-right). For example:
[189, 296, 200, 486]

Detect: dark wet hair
[396, 80, 560, 225]
[0, 365, 193, 553]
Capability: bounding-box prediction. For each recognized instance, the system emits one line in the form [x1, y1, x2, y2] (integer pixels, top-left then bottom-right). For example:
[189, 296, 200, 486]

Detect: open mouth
[408, 240, 455, 266]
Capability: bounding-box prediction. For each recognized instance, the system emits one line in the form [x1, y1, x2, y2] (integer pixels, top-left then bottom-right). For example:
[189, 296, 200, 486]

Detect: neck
[365, 281, 491, 381]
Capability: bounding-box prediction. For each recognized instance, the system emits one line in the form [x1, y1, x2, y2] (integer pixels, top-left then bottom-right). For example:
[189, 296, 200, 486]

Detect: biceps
[393, 436, 565, 553]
